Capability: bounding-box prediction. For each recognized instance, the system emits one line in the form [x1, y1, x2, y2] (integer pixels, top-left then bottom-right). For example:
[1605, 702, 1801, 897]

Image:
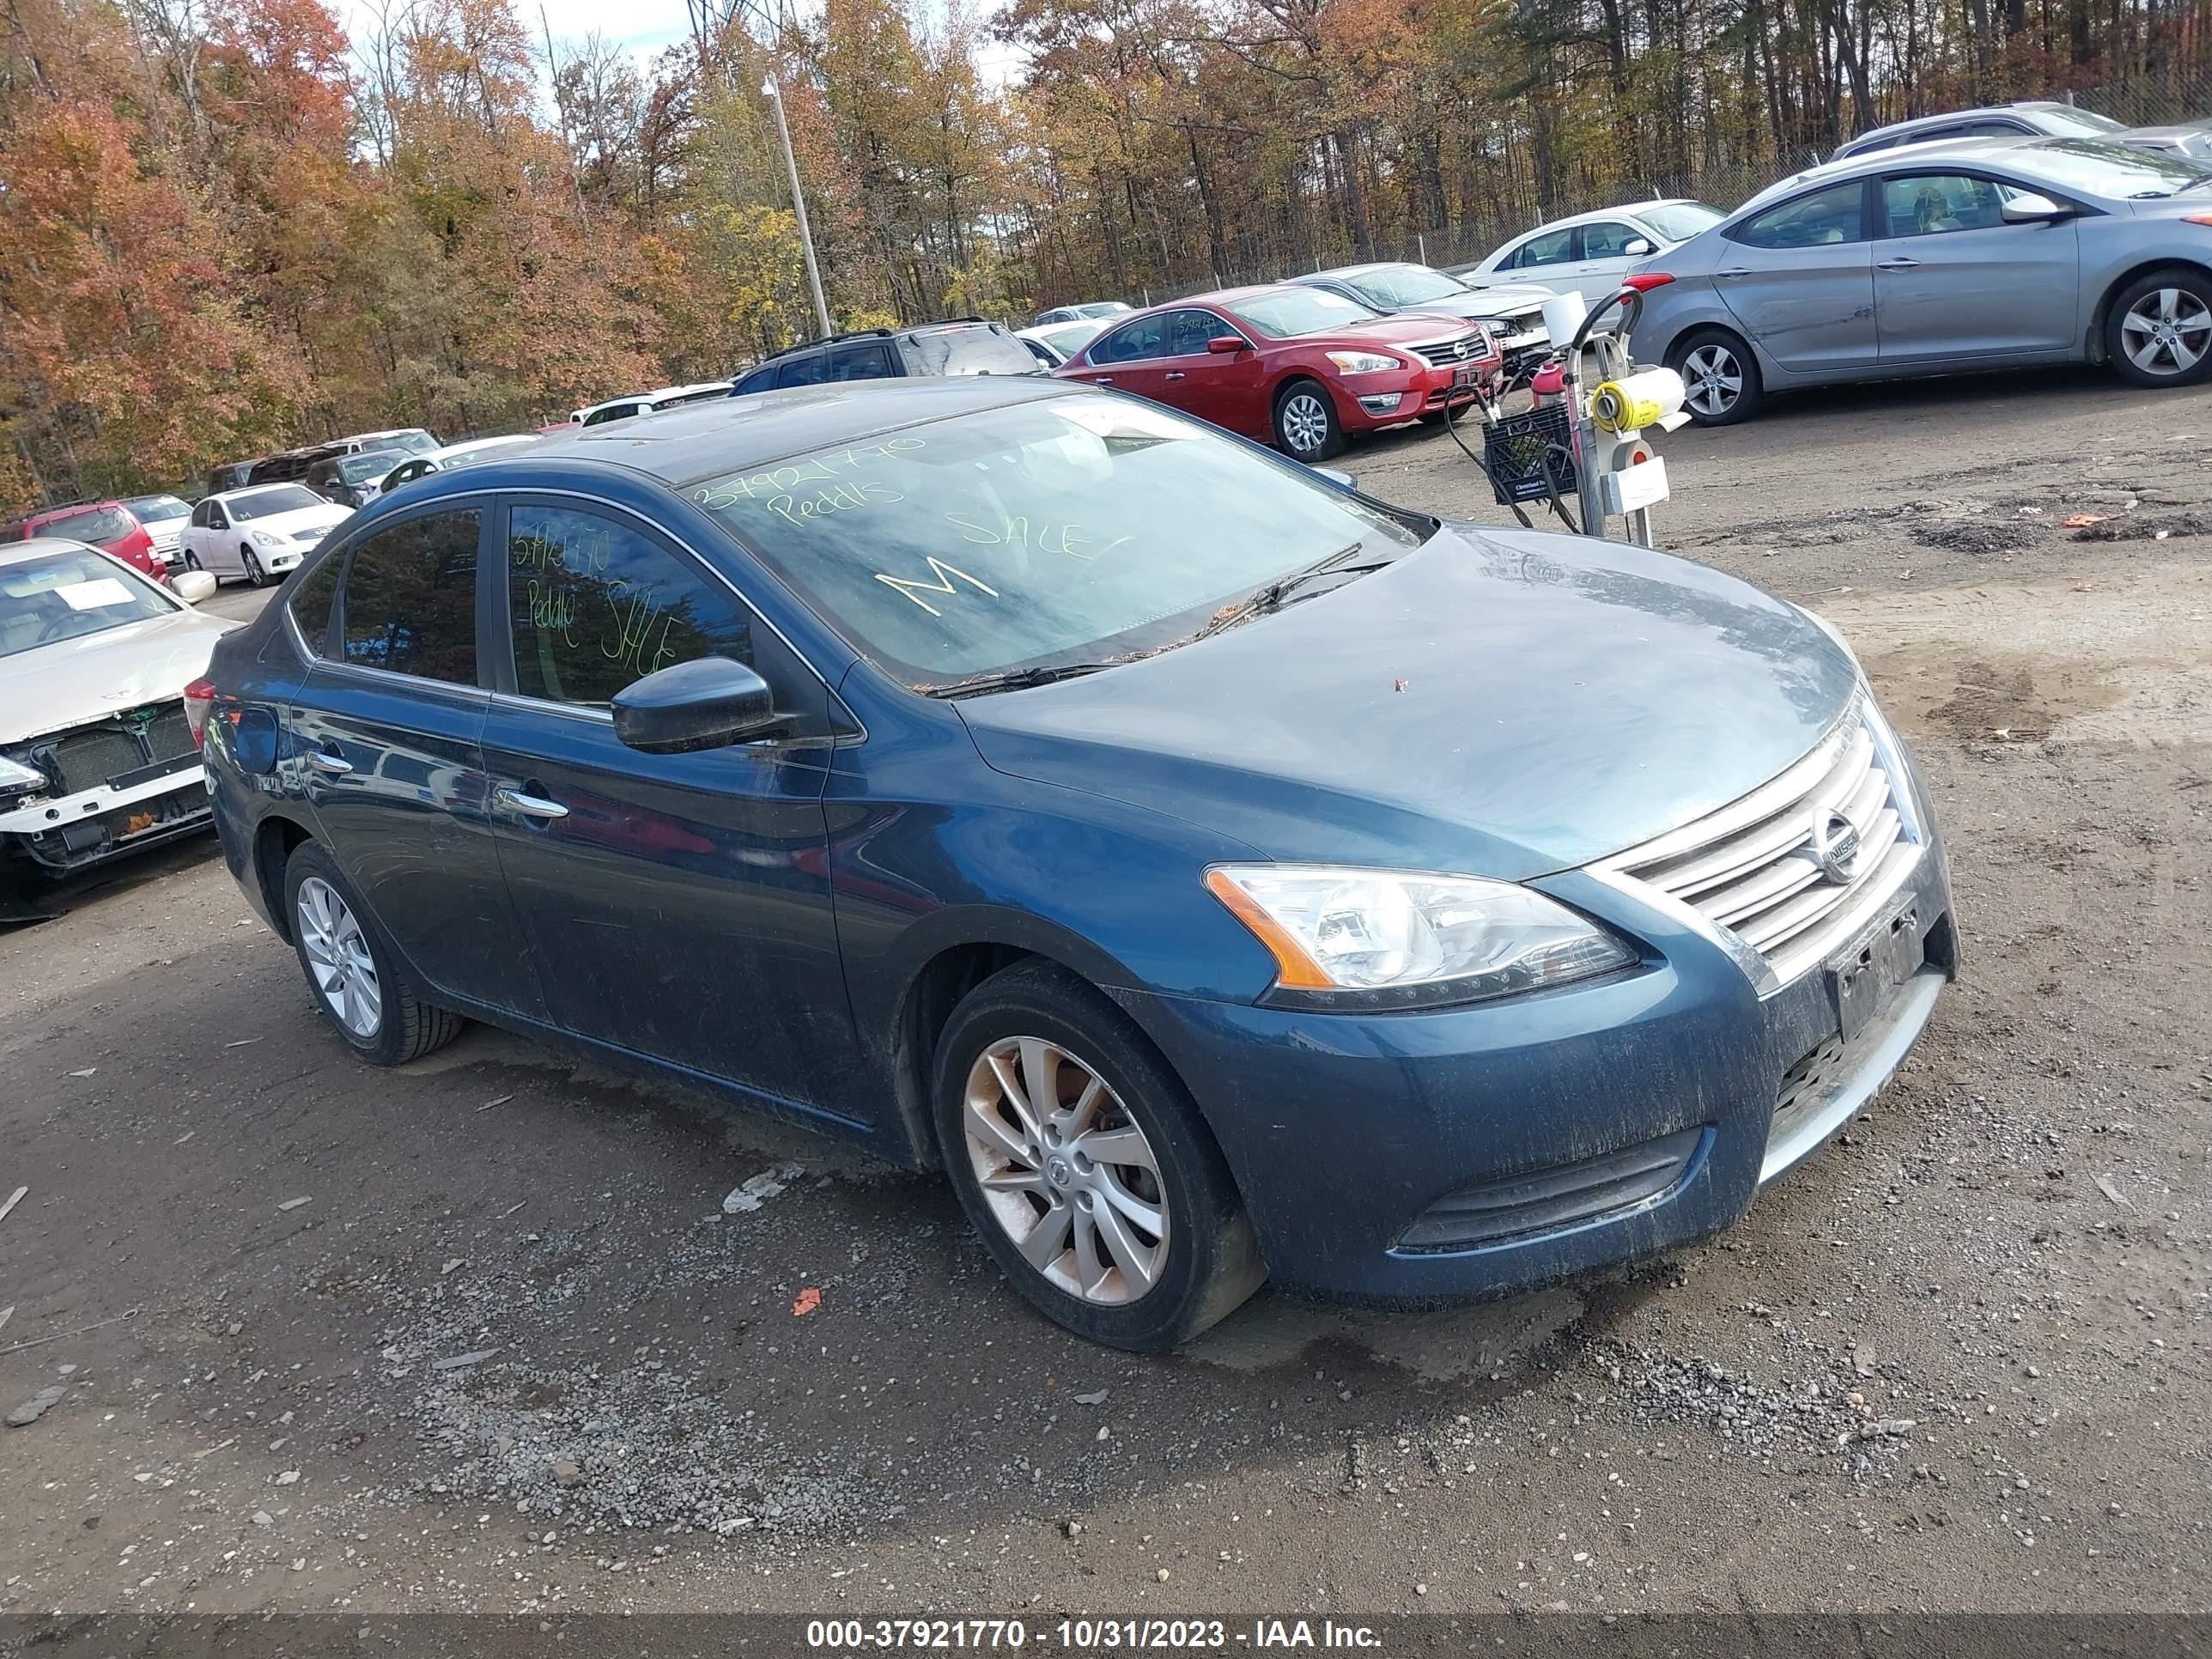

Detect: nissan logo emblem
[1800, 810, 1862, 886]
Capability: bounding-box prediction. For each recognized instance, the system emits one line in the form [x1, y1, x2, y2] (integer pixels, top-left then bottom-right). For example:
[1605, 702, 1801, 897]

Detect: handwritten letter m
[875, 558, 1000, 617]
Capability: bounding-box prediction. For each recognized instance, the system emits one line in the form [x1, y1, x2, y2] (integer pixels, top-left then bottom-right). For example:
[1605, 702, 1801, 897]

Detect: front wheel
[1668, 326, 1765, 425]
[241, 545, 268, 587]
[933, 962, 1265, 1351]
[283, 840, 465, 1065]
[182, 549, 203, 573]
[2106, 267, 2212, 387]
[1273, 379, 1345, 462]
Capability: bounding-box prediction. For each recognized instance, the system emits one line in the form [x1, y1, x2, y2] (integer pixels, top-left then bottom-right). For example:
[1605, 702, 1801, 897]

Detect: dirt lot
[3, 366, 2208, 1623]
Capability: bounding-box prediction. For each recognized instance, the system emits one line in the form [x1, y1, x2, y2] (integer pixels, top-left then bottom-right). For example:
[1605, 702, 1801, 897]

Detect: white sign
[56, 578, 134, 611]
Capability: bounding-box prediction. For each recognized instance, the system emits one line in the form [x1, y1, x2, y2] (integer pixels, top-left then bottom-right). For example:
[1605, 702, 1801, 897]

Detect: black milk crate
[1483, 403, 1577, 506]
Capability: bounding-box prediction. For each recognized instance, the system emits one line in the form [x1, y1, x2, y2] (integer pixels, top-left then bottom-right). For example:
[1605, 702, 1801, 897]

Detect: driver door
[203, 501, 238, 576]
[1154, 308, 1259, 434]
[1871, 171, 2081, 362]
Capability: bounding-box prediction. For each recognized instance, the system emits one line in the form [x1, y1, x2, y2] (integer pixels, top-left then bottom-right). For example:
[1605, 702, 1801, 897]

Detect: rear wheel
[2106, 266, 2212, 387]
[1273, 379, 1345, 462]
[241, 545, 268, 587]
[283, 840, 465, 1066]
[933, 961, 1265, 1351]
[1668, 326, 1765, 425]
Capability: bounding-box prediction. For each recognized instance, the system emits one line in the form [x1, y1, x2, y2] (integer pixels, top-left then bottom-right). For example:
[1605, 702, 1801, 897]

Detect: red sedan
[1052, 284, 1501, 462]
[0, 500, 167, 584]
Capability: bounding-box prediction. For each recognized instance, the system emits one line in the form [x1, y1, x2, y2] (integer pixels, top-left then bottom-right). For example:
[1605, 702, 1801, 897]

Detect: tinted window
[1734, 181, 1867, 247]
[1579, 221, 1646, 258]
[1959, 119, 2029, 137]
[775, 354, 828, 389]
[1090, 315, 1168, 364]
[582, 402, 644, 426]
[1505, 227, 1576, 268]
[733, 366, 776, 396]
[507, 505, 756, 707]
[903, 325, 1039, 376]
[827, 342, 896, 381]
[43, 506, 134, 544]
[1881, 173, 2014, 236]
[289, 554, 343, 654]
[339, 511, 480, 684]
[1168, 309, 1231, 356]
[689, 394, 1422, 686]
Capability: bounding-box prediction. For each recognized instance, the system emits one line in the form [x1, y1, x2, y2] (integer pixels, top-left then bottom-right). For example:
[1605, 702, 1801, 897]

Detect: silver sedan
[1627, 136, 2212, 423]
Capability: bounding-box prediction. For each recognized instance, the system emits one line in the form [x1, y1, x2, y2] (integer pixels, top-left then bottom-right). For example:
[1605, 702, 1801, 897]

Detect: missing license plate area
[1831, 902, 1924, 1042]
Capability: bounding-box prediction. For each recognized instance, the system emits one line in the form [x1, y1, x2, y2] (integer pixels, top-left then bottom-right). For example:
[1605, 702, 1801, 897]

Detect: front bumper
[0, 764, 213, 876]
[1121, 823, 1955, 1308]
[1335, 363, 1489, 432]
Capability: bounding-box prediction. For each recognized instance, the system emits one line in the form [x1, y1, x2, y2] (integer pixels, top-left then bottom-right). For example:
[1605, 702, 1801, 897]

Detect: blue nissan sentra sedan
[192, 378, 1954, 1351]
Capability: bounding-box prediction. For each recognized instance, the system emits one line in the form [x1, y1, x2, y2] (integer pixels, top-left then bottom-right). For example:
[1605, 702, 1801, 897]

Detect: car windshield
[229, 485, 324, 520]
[42, 506, 135, 544]
[1036, 321, 1104, 354]
[1075, 302, 1128, 318]
[689, 394, 1427, 687]
[0, 548, 175, 658]
[1230, 288, 1381, 338]
[338, 451, 404, 483]
[2013, 137, 2212, 196]
[124, 495, 190, 524]
[1639, 201, 1726, 240]
[2043, 107, 2125, 136]
[362, 429, 438, 455]
[1344, 266, 1467, 307]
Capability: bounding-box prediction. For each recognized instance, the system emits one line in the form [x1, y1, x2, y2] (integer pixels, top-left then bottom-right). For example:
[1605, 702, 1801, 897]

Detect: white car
[176, 484, 351, 587]
[1459, 199, 1728, 305]
[122, 495, 191, 567]
[376, 434, 540, 496]
[1031, 301, 1133, 326]
[570, 382, 733, 427]
[0, 538, 229, 903]
[1016, 318, 1111, 368]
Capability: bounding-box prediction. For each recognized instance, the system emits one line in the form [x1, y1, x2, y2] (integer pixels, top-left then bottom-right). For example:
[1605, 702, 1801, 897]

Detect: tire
[182, 550, 203, 573]
[933, 961, 1266, 1351]
[2105, 266, 2212, 389]
[241, 545, 268, 587]
[1668, 326, 1765, 426]
[1273, 378, 1345, 462]
[283, 840, 465, 1066]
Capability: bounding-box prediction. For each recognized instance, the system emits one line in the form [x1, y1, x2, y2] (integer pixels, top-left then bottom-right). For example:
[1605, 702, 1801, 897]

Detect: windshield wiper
[1193, 544, 1391, 641]
[927, 661, 1117, 699]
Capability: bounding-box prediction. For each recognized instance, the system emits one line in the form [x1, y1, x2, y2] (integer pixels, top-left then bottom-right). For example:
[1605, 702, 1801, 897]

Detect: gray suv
[1627, 135, 2212, 423]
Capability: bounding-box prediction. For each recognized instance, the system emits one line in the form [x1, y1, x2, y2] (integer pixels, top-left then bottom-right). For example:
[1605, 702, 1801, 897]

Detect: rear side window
[1091, 315, 1168, 364]
[289, 554, 344, 655]
[1504, 227, 1576, 269]
[903, 325, 1038, 376]
[507, 505, 756, 706]
[732, 366, 776, 396]
[338, 511, 480, 684]
[1733, 181, 1867, 248]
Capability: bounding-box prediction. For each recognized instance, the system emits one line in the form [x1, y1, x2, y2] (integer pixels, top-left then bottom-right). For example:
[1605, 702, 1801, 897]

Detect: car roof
[211, 482, 322, 504]
[25, 499, 125, 520]
[448, 376, 1084, 489]
[1302, 261, 1434, 282]
[1735, 132, 2035, 209]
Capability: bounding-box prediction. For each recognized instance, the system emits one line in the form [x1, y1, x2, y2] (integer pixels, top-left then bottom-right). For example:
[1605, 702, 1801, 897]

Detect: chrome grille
[1599, 706, 1923, 987]
[1409, 329, 1494, 368]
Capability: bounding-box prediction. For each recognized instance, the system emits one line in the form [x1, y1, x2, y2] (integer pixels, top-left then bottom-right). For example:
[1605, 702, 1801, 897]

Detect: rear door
[478, 498, 860, 1115]
[1870, 169, 2081, 361]
[1714, 179, 1881, 375]
[289, 505, 549, 1020]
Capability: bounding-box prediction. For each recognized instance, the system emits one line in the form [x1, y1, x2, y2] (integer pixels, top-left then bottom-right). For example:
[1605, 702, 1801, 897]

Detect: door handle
[1164, 371, 1187, 381]
[496, 786, 568, 821]
[1875, 257, 1921, 271]
[307, 749, 352, 775]
[1093, 376, 1114, 384]
[1717, 266, 1753, 279]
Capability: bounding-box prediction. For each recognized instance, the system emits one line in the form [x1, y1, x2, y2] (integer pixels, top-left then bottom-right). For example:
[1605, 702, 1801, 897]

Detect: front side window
[338, 511, 480, 684]
[1167, 309, 1233, 356]
[507, 505, 756, 707]
[1579, 221, 1646, 258]
[1505, 227, 1576, 269]
[1228, 288, 1376, 339]
[1882, 173, 2014, 236]
[0, 548, 176, 658]
[689, 394, 1425, 688]
[1734, 181, 1867, 248]
[229, 485, 324, 521]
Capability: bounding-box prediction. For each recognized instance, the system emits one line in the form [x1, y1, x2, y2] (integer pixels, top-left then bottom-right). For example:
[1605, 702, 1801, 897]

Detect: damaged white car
[0, 538, 232, 906]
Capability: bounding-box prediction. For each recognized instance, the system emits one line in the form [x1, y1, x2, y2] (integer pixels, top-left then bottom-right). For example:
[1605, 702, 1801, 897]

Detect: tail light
[182, 677, 218, 748]
[1623, 273, 1675, 292]
[2185, 213, 2212, 227]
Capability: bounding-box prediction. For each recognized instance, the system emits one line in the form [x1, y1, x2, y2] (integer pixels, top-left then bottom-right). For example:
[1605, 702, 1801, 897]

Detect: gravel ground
[2, 364, 2207, 1620]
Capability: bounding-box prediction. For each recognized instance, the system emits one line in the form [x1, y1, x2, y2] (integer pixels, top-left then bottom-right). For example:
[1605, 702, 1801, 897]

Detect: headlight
[1325, 350, 1404, 374]
[0, 754, 47, 795]
[1205, 864, 1636, 1009]
[251, 529, 285, 547]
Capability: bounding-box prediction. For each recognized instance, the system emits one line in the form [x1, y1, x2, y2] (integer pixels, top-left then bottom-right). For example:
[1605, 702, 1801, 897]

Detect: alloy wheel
[295, 876, 382, 1039]
[962, 1036, 1169, 1304]
[1279, 391, 1332, 457]
[1682, 343, 1743, 416]
[2121, 287, 2211, 378]
[243, 548, 266, 586]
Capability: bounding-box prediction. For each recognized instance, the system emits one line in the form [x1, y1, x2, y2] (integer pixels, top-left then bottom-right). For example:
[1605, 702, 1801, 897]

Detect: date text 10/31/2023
[803, 1620, 1385, 1650]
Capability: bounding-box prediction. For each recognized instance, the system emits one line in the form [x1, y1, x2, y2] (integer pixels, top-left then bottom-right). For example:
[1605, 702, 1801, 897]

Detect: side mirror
[1312, 466, 1358, 490]
[1623, 238, 1655, 257]
[2001, 191, 2069, 223]
[172, 569, 218, 605]
[1206, 335, 1249, 355]
[611, 656, 778, 754]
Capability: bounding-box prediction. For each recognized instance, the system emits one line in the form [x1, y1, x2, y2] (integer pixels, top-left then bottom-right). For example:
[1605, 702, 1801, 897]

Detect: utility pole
[763, 74, 832, 341]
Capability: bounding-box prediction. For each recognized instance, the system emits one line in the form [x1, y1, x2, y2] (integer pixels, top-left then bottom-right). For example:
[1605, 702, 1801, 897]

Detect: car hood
[957, 527, 1860, 879]
[1397, 283, 1557, 323]
[1289, 313, 1485, 350]
[248, 505, 350, 538]
[0, 607, 235, 744]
